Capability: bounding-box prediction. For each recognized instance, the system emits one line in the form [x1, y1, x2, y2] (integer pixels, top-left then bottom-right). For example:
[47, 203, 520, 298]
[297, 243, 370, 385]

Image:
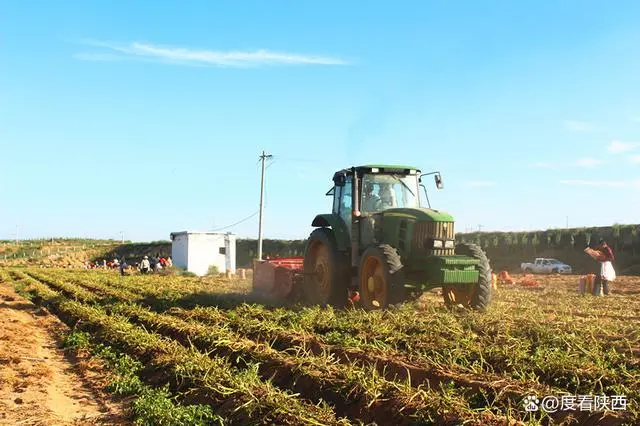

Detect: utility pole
[15, 225, 18, 244]
[120, 231, 124, 244]
[257, 151, 273, 261]
[478, 224, 483, 233]
[566, 216, 569, 229]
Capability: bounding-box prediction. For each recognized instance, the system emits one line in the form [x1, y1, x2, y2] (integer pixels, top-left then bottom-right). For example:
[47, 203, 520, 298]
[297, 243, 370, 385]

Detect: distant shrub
[162, 267, 197, 277]
[206, 265, 219, 276]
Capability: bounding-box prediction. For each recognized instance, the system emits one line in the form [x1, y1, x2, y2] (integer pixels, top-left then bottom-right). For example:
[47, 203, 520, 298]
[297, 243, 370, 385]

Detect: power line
[256, 155, 275, 166]
[209, 154, 273, 234]
[211, 211, 260, 232]
[256, 159, 276, 170]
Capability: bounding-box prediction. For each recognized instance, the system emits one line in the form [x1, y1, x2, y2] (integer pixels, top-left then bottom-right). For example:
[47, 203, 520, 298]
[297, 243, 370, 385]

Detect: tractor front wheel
[303, 228, 348, 307]
[443, 243, 492, 310]
[359, 245, 405, 310]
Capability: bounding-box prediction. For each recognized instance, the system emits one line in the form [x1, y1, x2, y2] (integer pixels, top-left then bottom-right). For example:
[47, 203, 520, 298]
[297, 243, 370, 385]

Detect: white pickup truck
[520, 258, 572, 274]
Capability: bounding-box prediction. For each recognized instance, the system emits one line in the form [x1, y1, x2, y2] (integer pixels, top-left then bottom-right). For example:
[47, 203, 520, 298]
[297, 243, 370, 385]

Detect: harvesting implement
[254, 165, 493, 310]
[252, 257, 304, 301]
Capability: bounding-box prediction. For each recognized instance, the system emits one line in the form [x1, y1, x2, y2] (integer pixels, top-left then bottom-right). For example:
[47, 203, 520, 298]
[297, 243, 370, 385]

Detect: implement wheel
[359, 245, 405, 310]
[443, 243, 492, 310]
[303, 228, 348, 307]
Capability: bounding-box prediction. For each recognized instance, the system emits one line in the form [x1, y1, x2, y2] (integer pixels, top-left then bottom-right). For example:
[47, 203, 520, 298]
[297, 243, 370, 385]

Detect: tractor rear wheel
[443, 243, 492, 310]
[359, 245, 405, 310]
[303, 228, 348, 307]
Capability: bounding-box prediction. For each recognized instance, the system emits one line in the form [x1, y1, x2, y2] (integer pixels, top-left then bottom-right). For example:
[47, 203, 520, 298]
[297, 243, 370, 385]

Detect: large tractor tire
[443, 243, 492, 310]
[303, 228, 348, 307]
[358, 245, 405, 310]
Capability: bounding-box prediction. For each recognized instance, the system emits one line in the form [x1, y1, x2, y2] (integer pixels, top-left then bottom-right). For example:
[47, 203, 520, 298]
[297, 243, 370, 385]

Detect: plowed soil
[0, 285, 130, 425]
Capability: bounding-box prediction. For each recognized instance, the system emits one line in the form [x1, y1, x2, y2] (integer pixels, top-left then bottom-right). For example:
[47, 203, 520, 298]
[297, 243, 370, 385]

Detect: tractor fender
[311, 214, 350, 252]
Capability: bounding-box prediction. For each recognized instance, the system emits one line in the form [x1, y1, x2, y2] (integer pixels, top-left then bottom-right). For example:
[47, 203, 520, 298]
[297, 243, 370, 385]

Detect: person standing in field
[140, 256, 151, 274]
[586, 239, 616, 296]
[119, 257, 127, 276]
[166, 256, 173, 268]
[597, 239, 616, 295]
[150, 254, 158, 273]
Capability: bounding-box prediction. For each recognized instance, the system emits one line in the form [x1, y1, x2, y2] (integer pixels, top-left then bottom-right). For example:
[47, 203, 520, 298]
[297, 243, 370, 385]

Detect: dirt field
[0, 284, 130, 425]
[0, 267, 638, 425]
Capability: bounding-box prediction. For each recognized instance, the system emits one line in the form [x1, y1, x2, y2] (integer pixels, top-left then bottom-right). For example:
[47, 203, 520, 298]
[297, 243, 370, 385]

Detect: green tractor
[302, 165, 493, 310]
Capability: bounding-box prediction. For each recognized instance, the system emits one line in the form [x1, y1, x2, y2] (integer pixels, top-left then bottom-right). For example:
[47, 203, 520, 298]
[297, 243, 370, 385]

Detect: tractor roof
[337, 165, 421, 175]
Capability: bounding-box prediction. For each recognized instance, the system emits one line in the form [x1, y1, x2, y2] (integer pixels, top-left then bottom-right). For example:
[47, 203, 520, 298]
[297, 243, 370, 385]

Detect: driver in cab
[379, 184, 394, 209]
[361, 182, 381, 212]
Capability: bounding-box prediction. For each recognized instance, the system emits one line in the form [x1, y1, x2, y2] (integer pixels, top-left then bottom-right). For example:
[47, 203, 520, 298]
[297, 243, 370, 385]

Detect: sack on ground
[578, 274, 595, 294]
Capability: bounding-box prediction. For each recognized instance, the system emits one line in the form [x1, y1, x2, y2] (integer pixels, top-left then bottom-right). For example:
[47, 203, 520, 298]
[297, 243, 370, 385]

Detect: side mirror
[333, 173, 346, 187]
[435, 174, 443, 189]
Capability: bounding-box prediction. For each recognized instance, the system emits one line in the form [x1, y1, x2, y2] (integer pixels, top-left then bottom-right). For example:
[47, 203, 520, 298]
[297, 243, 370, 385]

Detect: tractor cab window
[361, 173, 419, 212]
[329, 187, 340, 214]
[338, 176, 352, 226]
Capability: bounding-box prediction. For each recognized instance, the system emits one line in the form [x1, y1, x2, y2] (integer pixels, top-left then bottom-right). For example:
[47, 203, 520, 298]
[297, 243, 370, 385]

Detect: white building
[169, 231, 236, 277]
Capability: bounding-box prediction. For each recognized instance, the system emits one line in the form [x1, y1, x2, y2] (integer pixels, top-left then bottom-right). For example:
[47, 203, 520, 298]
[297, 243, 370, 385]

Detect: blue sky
[1, 1, 640, 242]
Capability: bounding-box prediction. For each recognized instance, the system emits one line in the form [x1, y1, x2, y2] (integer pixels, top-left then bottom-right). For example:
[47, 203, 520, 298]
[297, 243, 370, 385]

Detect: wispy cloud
[607, 140, 640, 153]
[72, 39, 351, 67]
[574, 157, 601, 167]
[559, 179, 640, 188]
[630, 116, 640, 123]
[464, 181, 496, 187]
[564, 120, 594, 132]
[630, 155, 640, 164]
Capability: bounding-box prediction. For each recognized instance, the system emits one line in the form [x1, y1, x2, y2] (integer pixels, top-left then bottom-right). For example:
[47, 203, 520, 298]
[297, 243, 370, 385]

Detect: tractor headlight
[444, 240, 455, 249]
[432, 239, 444, 248]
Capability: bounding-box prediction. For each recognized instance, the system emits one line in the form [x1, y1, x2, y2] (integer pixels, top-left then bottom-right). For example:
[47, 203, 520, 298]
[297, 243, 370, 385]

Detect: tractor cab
[327, 165, 442, 231]
[331, 167, 419, 217]
[327, 166, 446, 256]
